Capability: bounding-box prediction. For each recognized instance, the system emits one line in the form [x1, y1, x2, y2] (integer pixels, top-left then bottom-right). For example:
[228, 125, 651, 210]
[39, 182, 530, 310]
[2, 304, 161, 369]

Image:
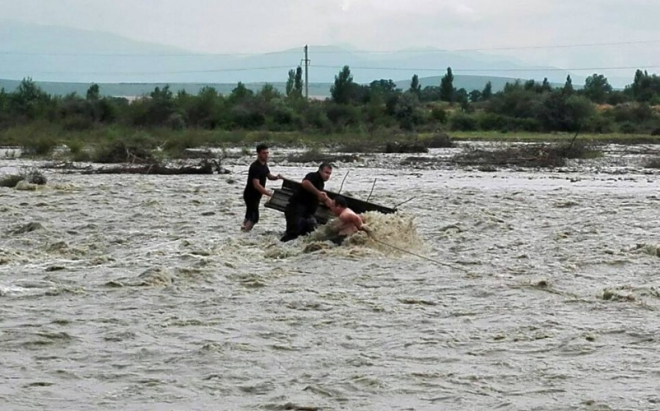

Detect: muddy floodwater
[2, 145, 660, 410]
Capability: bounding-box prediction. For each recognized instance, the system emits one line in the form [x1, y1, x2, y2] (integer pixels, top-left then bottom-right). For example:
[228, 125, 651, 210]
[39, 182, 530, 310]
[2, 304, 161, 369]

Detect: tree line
[1, 66, 660, 135]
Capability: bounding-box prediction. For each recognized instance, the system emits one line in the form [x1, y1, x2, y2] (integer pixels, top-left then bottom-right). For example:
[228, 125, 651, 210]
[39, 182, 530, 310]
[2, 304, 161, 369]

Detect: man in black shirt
[242, 144, 284, 232]
[280, 163, 333, 242]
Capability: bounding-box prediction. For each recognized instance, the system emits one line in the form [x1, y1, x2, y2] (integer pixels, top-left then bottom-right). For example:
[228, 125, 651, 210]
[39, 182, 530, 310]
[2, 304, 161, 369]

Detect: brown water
[2, 147, 660, 410]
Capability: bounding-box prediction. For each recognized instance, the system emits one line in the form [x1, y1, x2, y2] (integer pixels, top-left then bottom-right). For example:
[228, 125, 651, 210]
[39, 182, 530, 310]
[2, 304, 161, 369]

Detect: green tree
[524, 80, 537, 91]
[258, 84, 281, 102]
[294, 67, 304, 97]
[482, 81, 493, 100]
[367, 79, 399, 104]
[86, 84, 100, 101]
[562, 75, 574, 95]
[331, 66, 355, 104]
[583, 73, 612, 103]
[536, 92, 594, 131]
[9, 77, 51, 119]
[229, 82, 254, 104]
[410, 74, 421, 96]
[285, 70, 295, 97]
[440, 67, 454, 102]
[178, 87, 223, 128]
[0, 88, 8, 116]
[469, 89, 482, 103]
[541, 78, 552, 93]
[628, 69, 660, 103]
[455, 88, 471, 112]
[394, 92, 424, 130]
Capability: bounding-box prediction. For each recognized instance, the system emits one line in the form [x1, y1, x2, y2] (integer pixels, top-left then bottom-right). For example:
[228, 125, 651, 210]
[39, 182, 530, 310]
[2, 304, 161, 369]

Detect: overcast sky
[2, 0, 660, 68]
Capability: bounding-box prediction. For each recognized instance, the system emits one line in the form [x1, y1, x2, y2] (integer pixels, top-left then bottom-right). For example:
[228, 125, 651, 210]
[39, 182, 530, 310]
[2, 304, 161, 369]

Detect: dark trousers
[328, 233, 348, 246]
[243, 193, 261, 224]
[280, 203, 318, 242]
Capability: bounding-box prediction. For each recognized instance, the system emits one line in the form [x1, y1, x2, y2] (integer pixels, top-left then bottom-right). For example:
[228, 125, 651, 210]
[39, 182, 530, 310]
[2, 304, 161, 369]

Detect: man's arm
[301, 179, 328, 202]
[267, 173, 284, 181]
[252, 179, 273, 196]
[351, 213, 365, 230]
[353, 214, 371, 232]
[322, 197, 334, 208]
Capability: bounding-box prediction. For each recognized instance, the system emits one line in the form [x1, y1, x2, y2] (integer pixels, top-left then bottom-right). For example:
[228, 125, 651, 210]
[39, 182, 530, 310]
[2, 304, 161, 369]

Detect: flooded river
[2, 146, 660, 410]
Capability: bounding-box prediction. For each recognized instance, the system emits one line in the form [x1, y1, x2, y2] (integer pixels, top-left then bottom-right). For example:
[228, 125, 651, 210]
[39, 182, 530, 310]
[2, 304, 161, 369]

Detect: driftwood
[451, 142, 600, 169]
[385, 142, 429, 154]
[83, 159, 230, 175]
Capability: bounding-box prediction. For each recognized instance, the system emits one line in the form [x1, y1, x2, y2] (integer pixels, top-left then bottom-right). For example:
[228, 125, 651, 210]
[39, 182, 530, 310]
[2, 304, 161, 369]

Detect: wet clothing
[328, 233, 348, 246]
[243, 160, 270, 224]
[288, 172, 324, 216]
[243, 194, 261, 225]
[280, 206, 318, 242]
[280, 171, 325, 242]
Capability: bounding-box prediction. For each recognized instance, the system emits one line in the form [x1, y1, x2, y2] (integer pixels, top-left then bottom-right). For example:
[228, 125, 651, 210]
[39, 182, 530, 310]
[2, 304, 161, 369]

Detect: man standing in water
[327, 195, 370, 245]
[280, 163, 332, 242]
[242, 144, 284, 232]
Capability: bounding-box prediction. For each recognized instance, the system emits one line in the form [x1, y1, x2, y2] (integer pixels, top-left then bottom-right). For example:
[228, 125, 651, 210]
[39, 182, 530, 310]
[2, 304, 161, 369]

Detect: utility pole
[304, 45, 310, 100]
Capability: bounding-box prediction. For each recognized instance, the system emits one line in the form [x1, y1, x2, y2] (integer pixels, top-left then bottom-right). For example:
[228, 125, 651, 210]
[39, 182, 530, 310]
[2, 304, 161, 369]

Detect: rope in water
[366, 233, 469, 273]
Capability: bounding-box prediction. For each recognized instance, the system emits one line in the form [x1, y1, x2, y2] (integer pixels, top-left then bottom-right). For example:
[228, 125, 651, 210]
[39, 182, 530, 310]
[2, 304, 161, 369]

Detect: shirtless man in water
[326, 195, 370, 245]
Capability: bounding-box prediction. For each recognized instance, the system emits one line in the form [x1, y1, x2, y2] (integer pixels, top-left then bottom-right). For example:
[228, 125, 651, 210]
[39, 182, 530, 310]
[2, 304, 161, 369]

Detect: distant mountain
[0, 20, 598, 87]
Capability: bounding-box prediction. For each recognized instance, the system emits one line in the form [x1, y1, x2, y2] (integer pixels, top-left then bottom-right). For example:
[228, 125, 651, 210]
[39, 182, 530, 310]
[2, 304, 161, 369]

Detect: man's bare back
[337, 207, 364, 236]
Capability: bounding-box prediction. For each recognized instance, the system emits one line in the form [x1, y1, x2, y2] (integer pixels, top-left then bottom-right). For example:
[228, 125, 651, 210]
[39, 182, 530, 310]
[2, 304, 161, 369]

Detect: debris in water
[602, 289, 636, 302]
[15, 181, 42, 191]
[10, 222, 44, 235]
[536, 280, 549, 289]
[303, 242, 331, 253]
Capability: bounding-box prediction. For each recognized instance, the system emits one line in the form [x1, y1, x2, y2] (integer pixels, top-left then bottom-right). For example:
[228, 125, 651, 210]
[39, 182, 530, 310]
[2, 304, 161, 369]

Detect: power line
[0, 51, 290, 57]
[1, 39, 659, 57]
[6, 64, 659, 77]
[312, 40, 660, 54]
[2, 65, 294, 76]
[314, 64, 660, 73]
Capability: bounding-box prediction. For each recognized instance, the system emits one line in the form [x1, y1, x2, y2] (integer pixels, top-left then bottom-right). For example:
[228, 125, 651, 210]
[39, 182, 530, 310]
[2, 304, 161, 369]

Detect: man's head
[318, 162, 333, 181]
[333, 195, 347, 209]
[256, 144, 269, 162]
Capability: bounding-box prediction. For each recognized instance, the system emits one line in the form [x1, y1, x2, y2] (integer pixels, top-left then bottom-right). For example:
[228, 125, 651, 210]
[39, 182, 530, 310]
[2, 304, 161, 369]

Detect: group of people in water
[241, 143, 370, 244]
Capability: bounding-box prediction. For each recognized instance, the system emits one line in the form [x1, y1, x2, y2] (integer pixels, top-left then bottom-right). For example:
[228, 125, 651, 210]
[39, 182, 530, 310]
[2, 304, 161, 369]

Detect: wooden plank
[265, 178, 396, 225]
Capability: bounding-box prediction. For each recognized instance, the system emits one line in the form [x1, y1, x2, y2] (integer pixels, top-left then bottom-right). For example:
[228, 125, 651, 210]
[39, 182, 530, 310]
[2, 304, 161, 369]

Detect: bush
[93, 140, 156, 163]
[26, 170, 47, 185]
[426, 132, 454, 148]
[478, 113, 509, 131]
[24, 135, 58, 156]
[337, 141, 384, 153]
[166, 113, 186, 131]
[618, 121, 639, 134]
[230, 105, 265, 129]
[385, 142, 429, 153]
[431, 107, 448, 123]
[67, 139, 85, 155]
[450, 113, 478, 131]
[452, 141, 601, 168]
[62, 115, 95, 131]
[325, 104, 359, 128]
[586, 115, 616, 133]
